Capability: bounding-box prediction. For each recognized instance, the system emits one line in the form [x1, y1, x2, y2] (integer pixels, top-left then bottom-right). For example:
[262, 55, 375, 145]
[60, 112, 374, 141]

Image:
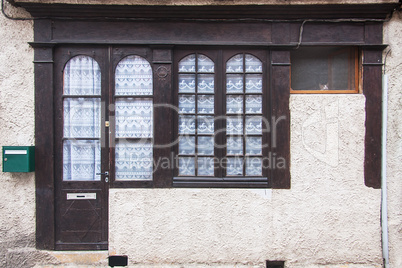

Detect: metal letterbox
[2, 146, 35, 172]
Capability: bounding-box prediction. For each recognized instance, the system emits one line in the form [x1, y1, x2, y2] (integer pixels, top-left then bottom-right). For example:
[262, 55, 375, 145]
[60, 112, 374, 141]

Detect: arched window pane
[115, 55, 153, 96]
[245, 54, 263, 73]
[197, 54, 214, 73]
[63, 55, 101, 95]
[179, 54, 196, 72]
[226, 54, 243, 73]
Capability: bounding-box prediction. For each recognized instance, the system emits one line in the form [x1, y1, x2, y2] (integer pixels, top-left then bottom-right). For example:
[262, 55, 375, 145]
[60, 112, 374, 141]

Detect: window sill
[290, 89, 359, 94]
[173, 177, 270, 188]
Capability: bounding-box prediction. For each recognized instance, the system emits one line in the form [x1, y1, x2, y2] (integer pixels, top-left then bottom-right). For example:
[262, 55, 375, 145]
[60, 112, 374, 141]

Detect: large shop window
[56, 48, 276, 189]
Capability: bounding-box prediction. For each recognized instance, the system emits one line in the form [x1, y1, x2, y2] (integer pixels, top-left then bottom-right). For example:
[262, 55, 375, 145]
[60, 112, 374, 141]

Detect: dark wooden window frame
[24, 3, 393, 250]
[172, 49, 271, 188]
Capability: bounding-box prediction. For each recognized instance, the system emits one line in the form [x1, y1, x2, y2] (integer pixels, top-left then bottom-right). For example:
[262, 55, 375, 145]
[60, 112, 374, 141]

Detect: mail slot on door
[67, 193, 97, 200]
[2, 146, 35, 172]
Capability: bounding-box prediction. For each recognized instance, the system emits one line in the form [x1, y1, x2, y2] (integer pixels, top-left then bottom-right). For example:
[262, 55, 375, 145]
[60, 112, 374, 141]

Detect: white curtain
[226, 54, 263, 176]
[63, 56, 101, 181]
[178, 54, 215, 176]
[114, 55, 154, 181]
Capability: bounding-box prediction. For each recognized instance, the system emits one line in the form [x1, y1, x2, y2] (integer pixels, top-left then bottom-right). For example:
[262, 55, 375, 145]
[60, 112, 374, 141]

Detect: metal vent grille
[108, 255, 128, 267]
[266, 260, 285, 268]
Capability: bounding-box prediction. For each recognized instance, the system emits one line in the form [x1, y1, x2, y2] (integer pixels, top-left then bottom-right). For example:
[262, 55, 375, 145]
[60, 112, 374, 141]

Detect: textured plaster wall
[0, 2, 38, 268]
[383, 10, 402, 268]
[0, 6, 61, 268]
[0, 1, 400, 268]
[110, 95, 383, 267]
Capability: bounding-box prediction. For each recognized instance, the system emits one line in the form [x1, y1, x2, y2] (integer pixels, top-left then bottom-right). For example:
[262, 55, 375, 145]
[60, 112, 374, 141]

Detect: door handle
[96, 171, 109, 182]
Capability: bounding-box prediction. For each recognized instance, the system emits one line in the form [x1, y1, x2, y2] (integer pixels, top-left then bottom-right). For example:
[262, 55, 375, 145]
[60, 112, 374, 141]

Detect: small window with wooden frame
[290, 47, 359, 94]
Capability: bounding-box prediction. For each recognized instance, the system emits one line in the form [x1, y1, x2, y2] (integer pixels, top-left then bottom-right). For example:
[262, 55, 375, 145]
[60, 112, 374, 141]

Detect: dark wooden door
[53, 46, 156, 250]
[54, 47, 110, 250]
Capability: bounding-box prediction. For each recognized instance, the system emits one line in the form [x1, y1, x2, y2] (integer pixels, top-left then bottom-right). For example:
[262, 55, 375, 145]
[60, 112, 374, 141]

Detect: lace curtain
[178, 54, 215, 176]
[226, 54, 263, 176]
[114, 55, 153, 180]
[177, 53, 264, 177]
[62, 55, 154, 181]
[63, 56, 101, 181]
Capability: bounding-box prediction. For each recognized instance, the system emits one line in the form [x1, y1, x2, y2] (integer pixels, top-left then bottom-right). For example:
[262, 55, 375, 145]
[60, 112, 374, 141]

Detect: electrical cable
[384, 49, 392, 74]
[1, 0, 33, 20]
[295, 20, 307, 49]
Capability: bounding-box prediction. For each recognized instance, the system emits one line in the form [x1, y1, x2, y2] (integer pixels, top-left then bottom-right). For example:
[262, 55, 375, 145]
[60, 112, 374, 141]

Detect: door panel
[54, 47, 109, 250]
[59, 189, 103, 243]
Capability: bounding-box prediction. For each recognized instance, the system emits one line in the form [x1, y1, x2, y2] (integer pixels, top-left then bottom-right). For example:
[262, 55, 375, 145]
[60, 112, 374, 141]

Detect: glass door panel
[62, 56, 102, 181]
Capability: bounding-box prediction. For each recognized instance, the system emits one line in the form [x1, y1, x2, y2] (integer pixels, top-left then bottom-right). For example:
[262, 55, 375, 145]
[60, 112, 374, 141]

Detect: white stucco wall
[0, 1, 400, 268]
[383, 10, 402, 268]
[109, 95, 384, 268]
[0, 3, 36, 268]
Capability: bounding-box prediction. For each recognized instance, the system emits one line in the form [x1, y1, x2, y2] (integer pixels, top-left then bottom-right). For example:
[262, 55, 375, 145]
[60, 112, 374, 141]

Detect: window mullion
[217, 49, 224, 178]
[242, 52, 247, 177]
[194, 53, 199, 177]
